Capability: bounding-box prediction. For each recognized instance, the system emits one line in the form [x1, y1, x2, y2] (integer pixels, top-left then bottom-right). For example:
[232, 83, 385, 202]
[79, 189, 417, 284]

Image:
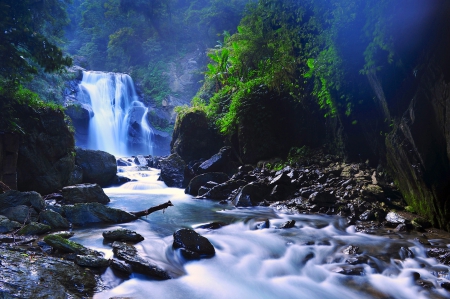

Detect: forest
[1, 0, 450, 298]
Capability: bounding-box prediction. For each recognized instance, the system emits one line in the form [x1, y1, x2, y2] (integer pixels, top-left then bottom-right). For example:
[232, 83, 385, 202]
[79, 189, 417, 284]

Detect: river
[71, 163, 450, 299]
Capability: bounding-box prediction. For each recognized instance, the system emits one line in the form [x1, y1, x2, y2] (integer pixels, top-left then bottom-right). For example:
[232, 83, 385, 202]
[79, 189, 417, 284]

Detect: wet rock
[255, 220, 270, 229]
[17, 222, 51, 235]
[0, 247, 97, 298]
[0, 215, 21, 233]
[197, 186, 210, 196]
[111, 258, 133, 275]
[117, 158, 131, 166]
[108, 175, 132, 187]
[269, 184, 294, 201]
[63, 203, 136, 226]
[331, 265, 365, 275]
[202, 179, 247, 200]
[75, 147, 117, 187]
[102, 228, 144, 242]
[39, 210, 71, 229]
[359, 210, 376, 221]
[195, 222, 227, 230]
[308, 191, 337, 206]
[232, 183, 271, 207]
[173, 228, 215, 259]
[361, 184, 384, 201]
[394, 223, 408, 232]
[75, 254, 110, 267]
[441, 282, 450, 291]
[50, 231, 74, 239]
[62, 183, 110, 204]
[0, 190, 45, 211]
[197, 146, 232, 174]
[1, 205, 38, 223]
[185, 172, 229, 196]
[159, 153, 186, 188]
[279, 220, 296, 229]
[269, 172, 291, 186]
[385, 211, 407, 224]
[44, 234, 98, 255]
[343, 245, 360, 255]
[134, 155, 148, 166]
[112, 241, 171, 279]
[427, 248, 450, 265]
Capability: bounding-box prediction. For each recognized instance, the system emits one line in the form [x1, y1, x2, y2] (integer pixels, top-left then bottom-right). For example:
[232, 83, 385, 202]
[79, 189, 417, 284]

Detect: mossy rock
[43, 234, 94, 255]
[18, 222, 51, 235]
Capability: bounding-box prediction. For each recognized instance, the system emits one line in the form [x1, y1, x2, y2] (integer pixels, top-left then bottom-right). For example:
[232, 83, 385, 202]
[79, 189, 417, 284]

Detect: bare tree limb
[130, 201, 174, 218]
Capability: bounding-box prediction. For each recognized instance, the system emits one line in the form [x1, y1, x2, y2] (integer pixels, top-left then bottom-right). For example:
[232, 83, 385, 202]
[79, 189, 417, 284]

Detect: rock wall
[384, 1, 450, 230]
[0, 133, 19, 189]
[17, 106, 76, 195]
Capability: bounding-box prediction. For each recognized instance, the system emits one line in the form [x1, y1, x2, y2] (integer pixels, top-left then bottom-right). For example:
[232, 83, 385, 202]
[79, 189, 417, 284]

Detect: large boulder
[39, 210, 71, 229]
[16, 106, 75, 194]
[185, 172, 229, 196]
[65, 103, 93, 148]
[159, 153, 186, 188]
[1, 205, 38, 223]
[170, 110, 223, 164]
[0, 215, 21, 233]
[103, 228, 144, 242]
[44, 234, 98, 255]
[0, 247, 97, 299]
[17, 222, 51, 235]
[0, 190, 45, 211]
[62, 203, 136, 226]
[112, 241, 171, 279]
[232, 183, 272, 207]
[62, 183, 110, 204]
[75, 147, 117, 186]
[197, 146, 233, 174]
[173, 228, 215, 259]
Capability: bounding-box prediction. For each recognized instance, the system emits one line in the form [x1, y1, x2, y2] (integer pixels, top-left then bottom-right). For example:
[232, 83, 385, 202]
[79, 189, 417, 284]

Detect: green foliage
[0, 0, 72, 82]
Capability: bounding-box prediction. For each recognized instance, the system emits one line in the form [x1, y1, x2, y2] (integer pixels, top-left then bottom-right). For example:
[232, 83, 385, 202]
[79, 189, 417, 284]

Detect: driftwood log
[130, 201, 174, 218]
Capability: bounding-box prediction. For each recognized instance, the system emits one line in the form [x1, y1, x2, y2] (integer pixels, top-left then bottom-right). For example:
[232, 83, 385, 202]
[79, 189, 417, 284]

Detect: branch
[130, 201, 174, 218]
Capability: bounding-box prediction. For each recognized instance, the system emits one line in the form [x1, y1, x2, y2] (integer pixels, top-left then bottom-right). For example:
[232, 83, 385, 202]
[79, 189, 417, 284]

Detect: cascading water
[70, 163, 450, 299]
[77, 71, 153, 156]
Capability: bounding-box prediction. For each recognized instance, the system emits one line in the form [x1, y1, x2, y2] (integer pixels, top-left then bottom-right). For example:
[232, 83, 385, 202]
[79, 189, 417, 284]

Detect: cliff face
[16, 106, 76, 194]
[383, 1, 450, 230]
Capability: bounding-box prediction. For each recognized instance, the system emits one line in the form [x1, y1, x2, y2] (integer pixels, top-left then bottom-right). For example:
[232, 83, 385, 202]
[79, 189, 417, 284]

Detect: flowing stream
[77, 71, 153, 156]
[72, 162, 450, 299]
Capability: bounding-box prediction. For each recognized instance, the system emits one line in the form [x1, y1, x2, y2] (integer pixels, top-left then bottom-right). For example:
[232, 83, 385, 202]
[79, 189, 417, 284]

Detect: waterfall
[77, 71, 153, 156]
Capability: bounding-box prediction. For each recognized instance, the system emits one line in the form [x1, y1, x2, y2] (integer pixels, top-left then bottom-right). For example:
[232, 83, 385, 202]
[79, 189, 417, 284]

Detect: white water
[71, 164, 450, 299]
[77, 71, 153, 156]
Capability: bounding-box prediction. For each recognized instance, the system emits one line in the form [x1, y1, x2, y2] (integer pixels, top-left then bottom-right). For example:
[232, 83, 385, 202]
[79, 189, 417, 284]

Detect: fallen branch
[130, 201, 174, 218]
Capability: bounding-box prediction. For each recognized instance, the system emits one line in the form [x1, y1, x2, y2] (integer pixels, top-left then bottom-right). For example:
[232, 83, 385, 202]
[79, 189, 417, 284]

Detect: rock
[39, 210, 71, 229]
[269, 184, 294, 202]
[197, 186, 210, 196]
[385, 211, 406, 224]
[171, 110, 223, 164]
[159, 153, 186, 188]
[49, 231, 75, 239]
[269, 172, 291, 186]
[279, 220, 296, 229]
[1, 205, 38, 223]
[111, 259, 133, 275]
[197, 146, 232, 174]
[75, 255, 110, 267]
[17, 222, 51, 235]
[173, 228, 215, 259]
[134, 155, 148, 166]
[195, 222, 227, 229]
[63, 203, 136, 226]
[112, 241, 171, 279]
[75, 147, 117, 186]
[117, 158, 131, 166]
[44, 234, 97, 255]
[0, 247, 97, 298]
[202, 179, 247, 200]
[102, 228, 144, 242]
[232, 183, 271, 207]
[309, 191, 337, 206]
[0, 215, 21, 233]
[0, 190, 45, 211]
[361, 184, 384, 201]
[16, 106, 76, 194]
[67, 165, 83, 185]
[359, 210, 376, 221]
[62, 183, 110, 204]
[185, 172, 229, 196]
[343, 245, 360, 255]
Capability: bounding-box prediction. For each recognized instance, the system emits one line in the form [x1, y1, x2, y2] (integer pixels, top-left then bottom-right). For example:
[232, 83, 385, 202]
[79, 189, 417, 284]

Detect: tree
[0, 0, 72, 82]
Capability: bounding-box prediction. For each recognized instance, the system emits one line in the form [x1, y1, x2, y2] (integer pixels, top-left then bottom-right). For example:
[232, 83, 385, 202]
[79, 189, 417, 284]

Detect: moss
[43, 234, 90, 254]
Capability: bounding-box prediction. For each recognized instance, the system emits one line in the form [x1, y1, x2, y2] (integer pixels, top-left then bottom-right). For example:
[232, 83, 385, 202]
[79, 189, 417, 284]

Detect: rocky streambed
[1, 150, 450, 298]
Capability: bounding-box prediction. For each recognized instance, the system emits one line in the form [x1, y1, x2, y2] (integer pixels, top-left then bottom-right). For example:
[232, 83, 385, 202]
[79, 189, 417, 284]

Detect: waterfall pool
[71, 165, 450, 299]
